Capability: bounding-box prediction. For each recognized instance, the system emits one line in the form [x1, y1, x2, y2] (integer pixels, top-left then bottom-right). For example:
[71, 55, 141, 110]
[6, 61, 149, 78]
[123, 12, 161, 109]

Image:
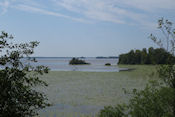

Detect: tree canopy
[118, 47, 175, 64]
[99, 18, 175, 117]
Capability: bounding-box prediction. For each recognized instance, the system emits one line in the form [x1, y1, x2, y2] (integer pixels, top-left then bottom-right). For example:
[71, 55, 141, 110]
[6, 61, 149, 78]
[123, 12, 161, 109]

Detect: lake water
[30, 57, 119, 72]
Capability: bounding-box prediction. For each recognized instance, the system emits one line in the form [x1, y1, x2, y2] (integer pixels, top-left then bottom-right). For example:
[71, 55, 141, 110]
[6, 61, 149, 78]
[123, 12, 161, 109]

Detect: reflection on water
[28, 57, 119, 72]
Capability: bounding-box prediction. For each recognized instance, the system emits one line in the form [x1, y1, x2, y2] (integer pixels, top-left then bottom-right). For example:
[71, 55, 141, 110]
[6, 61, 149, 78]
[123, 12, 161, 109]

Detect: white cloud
[52, 0, 175, 27]
[52, 0, 149, 24]
[14, 4, 90, 23]
[0, 0, 174, 27]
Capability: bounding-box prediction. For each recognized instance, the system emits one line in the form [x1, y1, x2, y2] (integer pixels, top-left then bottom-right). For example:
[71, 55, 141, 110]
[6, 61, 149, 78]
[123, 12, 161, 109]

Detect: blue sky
[0, 0, 175, 57]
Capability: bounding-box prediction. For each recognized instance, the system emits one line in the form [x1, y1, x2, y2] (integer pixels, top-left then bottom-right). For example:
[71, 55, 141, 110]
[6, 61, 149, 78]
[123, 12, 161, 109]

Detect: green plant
[99, 18, 175, 117]
[99, 105, 127, 117]
[99, 81, 174, 117]
[0, 31, 50, 117]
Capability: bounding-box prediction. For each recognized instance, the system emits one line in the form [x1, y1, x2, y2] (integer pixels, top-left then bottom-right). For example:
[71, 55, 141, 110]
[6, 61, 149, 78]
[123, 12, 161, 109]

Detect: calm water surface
[31, 57, 119, 72]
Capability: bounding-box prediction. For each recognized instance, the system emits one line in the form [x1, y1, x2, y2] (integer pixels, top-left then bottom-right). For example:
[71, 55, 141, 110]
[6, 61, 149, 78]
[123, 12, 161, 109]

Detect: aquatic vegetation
[38, 65, 157, 117]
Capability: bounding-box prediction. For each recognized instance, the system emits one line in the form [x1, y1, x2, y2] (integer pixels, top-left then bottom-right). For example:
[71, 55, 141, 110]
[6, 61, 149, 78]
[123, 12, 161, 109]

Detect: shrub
[99, 81, 175, 117]
[0, 31, 50, 117]
[99, 18, 175, 117]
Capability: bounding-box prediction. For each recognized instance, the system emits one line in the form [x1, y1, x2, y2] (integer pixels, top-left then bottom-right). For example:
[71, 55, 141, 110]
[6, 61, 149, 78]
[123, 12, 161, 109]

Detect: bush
[0, 31, 50, 117]
[69, 58, 90, 65]
[99, 18, 175, 117]
[99, 81, 175, 117]
[99, 105, 126, 117]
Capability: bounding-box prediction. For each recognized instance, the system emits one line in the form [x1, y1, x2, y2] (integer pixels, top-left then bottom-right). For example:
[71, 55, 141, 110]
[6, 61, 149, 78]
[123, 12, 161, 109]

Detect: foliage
[0, 31, 50, 117]
[149, 18, 175, 55]
[69, 57, 90, 65]
[99, 18, 175, 117]
[118, 47, 175, 64]
[128, 82, 174, 117]
[150, 18, 175, 115]
[99, 105, 127, 117]
[99, 81, 174, 117]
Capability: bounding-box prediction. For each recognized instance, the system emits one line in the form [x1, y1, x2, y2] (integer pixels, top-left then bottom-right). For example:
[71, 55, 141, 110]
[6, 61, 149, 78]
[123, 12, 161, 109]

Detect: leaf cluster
[99, 18, 175, 117]
[0, 31, 50, 117]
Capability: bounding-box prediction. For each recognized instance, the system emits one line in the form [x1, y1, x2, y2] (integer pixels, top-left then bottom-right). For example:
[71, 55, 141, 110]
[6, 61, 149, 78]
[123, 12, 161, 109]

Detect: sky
[0, 0, 175, 57]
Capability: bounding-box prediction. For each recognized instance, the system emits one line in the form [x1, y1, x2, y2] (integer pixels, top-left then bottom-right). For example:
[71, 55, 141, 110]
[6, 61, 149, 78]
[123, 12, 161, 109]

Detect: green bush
[99, 105, 127, 117]
[99, 18, 175, 117]
[99, 81, 175, 117]
[0, 31, 50, 117]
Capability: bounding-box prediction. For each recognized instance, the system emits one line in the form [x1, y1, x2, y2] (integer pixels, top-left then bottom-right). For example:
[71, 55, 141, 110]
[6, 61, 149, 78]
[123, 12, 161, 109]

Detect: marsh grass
[37, 65, 158, 117]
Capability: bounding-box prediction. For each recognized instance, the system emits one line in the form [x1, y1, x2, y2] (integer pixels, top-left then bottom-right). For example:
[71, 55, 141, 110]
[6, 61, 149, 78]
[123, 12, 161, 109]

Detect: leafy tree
[150, 18, 175, 115]
[0, 31, 50, 117]
[141, 48, 148, 64]
[99, 18, 175, 117]
[135, 49, 141, 64]
[118, 47, 175, 65]
[150, 18, 175, 54]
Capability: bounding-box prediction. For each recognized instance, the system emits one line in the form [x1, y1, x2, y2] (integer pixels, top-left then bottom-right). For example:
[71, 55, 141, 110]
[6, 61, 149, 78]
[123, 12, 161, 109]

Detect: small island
[69, 58, 90, 65]
[105, 63, 111, 66]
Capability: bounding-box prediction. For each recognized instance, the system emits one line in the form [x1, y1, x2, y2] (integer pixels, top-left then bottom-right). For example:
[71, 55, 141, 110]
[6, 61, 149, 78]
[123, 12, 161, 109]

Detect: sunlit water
[29, 57, 119, 72]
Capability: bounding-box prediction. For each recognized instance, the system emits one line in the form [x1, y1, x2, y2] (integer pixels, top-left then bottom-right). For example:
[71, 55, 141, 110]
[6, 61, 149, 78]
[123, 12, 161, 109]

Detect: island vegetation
[69, 57, 90, 65]
[118, 47, 175, 64]
[105, 63, 111, 66]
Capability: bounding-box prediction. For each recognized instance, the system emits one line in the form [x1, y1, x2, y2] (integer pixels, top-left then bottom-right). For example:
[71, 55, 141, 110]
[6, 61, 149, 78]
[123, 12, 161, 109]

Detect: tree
[118, 47, 175, 65]
[149, 18, 175, 55]
[0, 31, 50, 117]
[141, 48, 148, 64]
[150, 18, 175, 115]
[99, 18, 175, 117]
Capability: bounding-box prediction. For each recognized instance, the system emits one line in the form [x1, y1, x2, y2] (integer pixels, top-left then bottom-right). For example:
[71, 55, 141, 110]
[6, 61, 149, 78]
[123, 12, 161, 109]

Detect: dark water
[29, 57, 119, 72]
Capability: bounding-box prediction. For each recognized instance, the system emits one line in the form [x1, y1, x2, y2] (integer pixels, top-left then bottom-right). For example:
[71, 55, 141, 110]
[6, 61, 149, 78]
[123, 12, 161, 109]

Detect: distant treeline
[96, 56, 118, 59]
[118, 47, 175, 64]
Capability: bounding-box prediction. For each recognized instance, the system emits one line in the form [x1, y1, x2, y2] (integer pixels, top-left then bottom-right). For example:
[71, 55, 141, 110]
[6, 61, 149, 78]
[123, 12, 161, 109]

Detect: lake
[29, 57, 119, 72]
